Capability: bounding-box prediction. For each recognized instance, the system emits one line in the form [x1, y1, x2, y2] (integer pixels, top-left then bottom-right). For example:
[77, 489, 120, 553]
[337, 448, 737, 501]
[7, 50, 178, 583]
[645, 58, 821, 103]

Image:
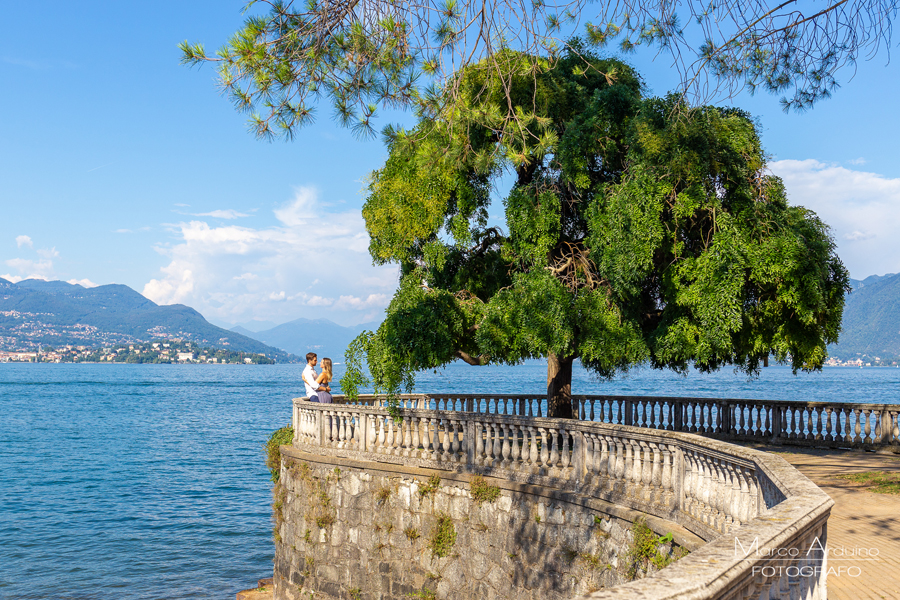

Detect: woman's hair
[321, 357, 333, 378]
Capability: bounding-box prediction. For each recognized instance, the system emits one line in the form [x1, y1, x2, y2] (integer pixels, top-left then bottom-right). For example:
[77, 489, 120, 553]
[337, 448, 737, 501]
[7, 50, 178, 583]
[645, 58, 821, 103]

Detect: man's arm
[303, 368, 323, 391]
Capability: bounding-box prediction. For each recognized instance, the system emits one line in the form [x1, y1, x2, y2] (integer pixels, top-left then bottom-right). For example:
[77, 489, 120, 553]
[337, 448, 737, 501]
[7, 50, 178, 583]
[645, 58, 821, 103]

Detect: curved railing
[312, 392, 900, 451]
[291, 394, 834, 600]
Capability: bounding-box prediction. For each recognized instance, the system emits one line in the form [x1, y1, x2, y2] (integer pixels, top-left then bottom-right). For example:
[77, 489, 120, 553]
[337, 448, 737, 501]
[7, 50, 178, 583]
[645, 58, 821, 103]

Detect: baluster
[727, 463, 742, 526]
[488, 423, 500, 466]
[509, 424, 522, 466]
[650, 443, 661, 489]
[335, 412, 345, 447]
[735, 466, 750, 524]
[683, 451, 697, 515]
[549, 428, 560, 468]
[853, 409, 863, 443]
[613, 438, 625, 480]
[411, 416, 420, 457]
[598, 435, 609, 480]
[383, 415, 394, 453]
[439, 419, 451, 461]
[501, 423, 512, 467]
[863, 409, 873, 443]
[747, 469, 759, 517]
[561, 429, 571, 470]
[376, 415, 387, 453]
[538, 428, 549, 468]
[474, 421, 485, 465]
[639, 441, 651, 487]
[429, 418, 440, 460]
[398, 417, 409, 456]
[824, 408, 834, 442]
[893, 411, 900, 445]
[714, 459, 728, 530]
[699, 455, 713, 522]
[451, 420, 462, 461]
[525, 426, 536, 466]
[588, 399, 595, 422]
[719, 462, 733, 531]
[660, 445, 672, 493]
[623, 440, 634, 483]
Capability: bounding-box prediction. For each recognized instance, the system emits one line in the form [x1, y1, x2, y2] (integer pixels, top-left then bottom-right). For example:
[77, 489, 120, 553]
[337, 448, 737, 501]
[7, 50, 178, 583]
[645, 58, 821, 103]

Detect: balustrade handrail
[311, 392, 900, 451]
[290, 396, 833, 600]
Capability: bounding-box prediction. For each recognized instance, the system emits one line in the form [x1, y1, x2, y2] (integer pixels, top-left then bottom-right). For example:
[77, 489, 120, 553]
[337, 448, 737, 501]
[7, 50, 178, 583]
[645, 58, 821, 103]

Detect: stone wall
[274, 447, 695, 600]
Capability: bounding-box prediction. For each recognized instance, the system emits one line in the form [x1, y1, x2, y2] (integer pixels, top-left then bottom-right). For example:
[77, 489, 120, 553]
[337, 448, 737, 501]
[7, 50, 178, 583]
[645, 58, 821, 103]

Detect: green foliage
[624, 519, 683, 579]
[375, 486, 393, 505]
[469, 475, 501, 505]
[408, 589, 437, 600]
[265, 425, 294, 483]
[344, 51, 849, 413]
[427, 513, 457, 558]
[418, 474, 441, 498]
[404, 526, 421, 541]
[835, 471, 900, 495]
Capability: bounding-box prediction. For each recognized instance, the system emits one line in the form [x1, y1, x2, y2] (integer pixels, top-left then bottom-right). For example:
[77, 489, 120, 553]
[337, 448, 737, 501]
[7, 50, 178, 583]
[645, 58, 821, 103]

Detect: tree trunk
[546, 353, 574, 419]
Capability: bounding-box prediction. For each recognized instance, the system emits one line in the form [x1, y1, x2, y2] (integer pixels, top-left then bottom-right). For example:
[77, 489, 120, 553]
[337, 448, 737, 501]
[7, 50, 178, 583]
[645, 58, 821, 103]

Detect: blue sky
[3, 2, 900, 329]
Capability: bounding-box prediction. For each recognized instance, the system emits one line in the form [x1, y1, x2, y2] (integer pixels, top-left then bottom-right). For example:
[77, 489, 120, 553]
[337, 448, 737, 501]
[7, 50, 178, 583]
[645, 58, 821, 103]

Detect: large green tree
[342, 49, 849, 417]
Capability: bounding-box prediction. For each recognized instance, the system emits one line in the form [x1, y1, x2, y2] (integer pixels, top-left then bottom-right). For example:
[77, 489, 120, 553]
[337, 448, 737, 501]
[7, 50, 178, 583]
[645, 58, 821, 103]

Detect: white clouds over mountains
[142, 187, 397, 326]
[770, 159, 900, 278]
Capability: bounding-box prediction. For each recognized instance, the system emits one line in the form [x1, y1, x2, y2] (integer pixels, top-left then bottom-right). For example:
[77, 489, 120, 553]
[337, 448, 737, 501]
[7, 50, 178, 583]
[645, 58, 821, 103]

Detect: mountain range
[0, 278, 292, 360]
[829, 272, 900, 361]
[230, 318, 376, 361]
[3, 271, 899, 364]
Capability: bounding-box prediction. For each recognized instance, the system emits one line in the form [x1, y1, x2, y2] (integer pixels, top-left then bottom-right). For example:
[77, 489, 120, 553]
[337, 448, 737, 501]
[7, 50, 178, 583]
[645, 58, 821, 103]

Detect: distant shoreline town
[0, 339, 275, 364]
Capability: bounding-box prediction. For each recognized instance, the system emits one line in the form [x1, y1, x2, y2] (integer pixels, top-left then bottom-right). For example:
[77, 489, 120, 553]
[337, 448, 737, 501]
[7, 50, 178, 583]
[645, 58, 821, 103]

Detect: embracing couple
[302, 352, 333, 403]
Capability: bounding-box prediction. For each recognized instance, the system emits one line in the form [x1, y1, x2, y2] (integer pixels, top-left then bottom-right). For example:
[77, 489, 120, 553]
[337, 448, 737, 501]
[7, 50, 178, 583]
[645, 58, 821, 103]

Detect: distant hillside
[232, 317, 378, 360]
[0, 278, 293, 360]
[830, 273, 900, 361]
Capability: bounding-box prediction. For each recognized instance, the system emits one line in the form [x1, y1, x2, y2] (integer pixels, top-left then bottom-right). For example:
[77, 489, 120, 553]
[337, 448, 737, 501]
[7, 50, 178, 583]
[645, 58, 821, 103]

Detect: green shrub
[469, 475, 501, 505]
[418, 474, 441, 498]
[265, 425, 294, 482]
[427, 513, 457, 558]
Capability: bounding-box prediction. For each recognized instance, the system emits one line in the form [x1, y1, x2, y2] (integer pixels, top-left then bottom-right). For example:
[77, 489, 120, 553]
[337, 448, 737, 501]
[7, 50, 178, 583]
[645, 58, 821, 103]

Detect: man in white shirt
[302, 352, 328, 401]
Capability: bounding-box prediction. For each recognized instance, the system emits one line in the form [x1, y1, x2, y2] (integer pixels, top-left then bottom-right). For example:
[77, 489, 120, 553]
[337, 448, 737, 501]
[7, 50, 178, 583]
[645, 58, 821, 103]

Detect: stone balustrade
[312, 393, 900, 452]
[292, 395, 835, 599]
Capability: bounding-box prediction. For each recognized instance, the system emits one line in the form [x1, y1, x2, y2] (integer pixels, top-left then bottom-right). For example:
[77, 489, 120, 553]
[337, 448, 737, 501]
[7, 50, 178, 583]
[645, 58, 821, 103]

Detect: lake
[1, 362, 897, 599]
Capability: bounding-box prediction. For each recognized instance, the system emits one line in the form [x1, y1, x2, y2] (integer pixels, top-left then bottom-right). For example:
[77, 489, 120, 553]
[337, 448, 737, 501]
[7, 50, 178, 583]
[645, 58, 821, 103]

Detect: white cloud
[307, 296, 334, 306]
[844, 230, 875, 241]
[16, 235, 32, 248]
[67, 278, 99, 288]
[335, 294, 390, 309]
[847, 157, 867, 166]
[37, 247, 59, 259]
[192, 209, 251, 219]
[143, 187, 396, 325]
[4, 258, 54, 280]
[273, 186, 317, 227]
[771, 159, 900, 279]
[1, 274, 24, 283]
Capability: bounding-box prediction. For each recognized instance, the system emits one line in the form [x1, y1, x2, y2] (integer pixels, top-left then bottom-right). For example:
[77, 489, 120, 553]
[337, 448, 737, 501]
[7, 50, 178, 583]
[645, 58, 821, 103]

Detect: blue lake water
[1, 362, 898, 599]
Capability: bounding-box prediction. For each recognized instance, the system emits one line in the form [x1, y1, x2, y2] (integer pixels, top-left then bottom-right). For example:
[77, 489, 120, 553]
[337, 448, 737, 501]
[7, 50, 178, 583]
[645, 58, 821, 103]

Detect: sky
[3, 2, 900, 329]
